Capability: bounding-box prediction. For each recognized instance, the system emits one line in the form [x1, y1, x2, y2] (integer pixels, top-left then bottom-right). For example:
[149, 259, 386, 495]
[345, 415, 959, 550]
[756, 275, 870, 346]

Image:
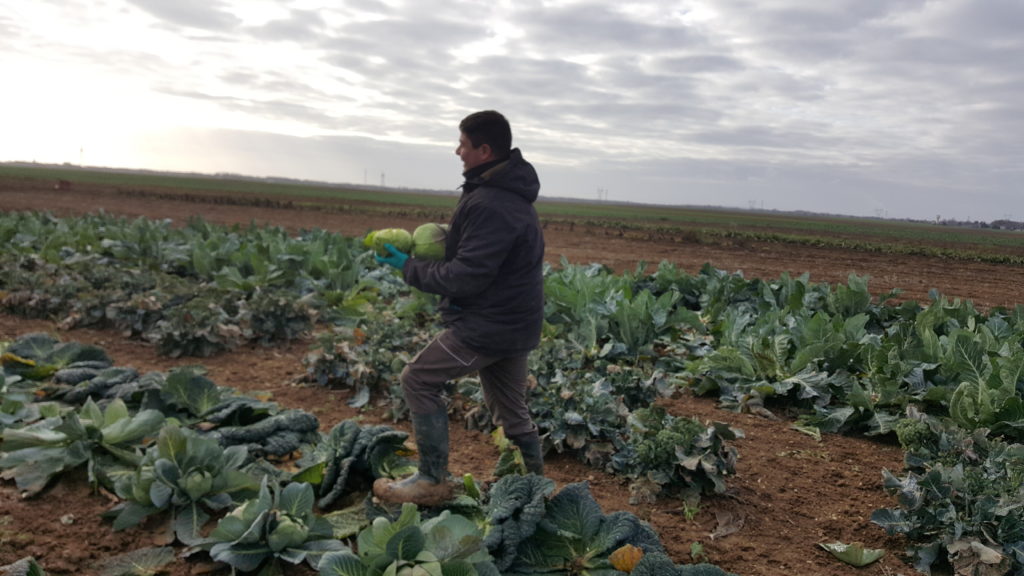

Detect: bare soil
[4, 178, 1020, 575]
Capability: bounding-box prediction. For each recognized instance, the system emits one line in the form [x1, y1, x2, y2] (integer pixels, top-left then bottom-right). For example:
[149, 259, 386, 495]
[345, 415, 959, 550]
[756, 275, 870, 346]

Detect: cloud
[246, 9, 328, 42]
[1, 0, 1021, 221]
[513, 3, 700, 53]
[0, 14, 23, 49]
[125, 0, 241, 31]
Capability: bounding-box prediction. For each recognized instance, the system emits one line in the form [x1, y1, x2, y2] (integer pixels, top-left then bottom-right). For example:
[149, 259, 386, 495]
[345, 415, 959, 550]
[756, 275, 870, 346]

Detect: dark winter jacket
[403, 148, 545, 356]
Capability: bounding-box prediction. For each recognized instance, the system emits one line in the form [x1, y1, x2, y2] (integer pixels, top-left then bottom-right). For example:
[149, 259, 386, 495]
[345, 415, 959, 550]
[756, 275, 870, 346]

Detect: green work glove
[375, 243, 408, 270]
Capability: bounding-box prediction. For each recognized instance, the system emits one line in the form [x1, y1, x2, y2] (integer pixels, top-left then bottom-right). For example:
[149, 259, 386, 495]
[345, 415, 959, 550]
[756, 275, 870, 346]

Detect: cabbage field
[2, 167, 1024, 576]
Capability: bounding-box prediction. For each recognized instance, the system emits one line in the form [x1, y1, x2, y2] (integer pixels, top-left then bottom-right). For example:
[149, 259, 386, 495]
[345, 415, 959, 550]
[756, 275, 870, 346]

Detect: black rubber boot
[508, 427, 544, 476]
[373, 409, 453, 506]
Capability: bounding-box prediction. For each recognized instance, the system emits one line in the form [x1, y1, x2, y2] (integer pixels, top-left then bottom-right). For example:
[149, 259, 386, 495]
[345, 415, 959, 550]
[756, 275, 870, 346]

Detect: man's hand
[375, 243, 409, 270]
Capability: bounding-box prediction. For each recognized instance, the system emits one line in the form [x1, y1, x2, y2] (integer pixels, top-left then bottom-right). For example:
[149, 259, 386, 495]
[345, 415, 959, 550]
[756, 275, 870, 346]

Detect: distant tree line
[935, 218, 1024, 231]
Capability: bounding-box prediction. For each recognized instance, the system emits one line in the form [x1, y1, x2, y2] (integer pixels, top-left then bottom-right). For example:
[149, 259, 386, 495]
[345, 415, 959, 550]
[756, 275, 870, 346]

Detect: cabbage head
[182, 470, 215, 501]
[268, 512, 310, 552]
[366, 228, 413, 256]
[412, 222, 448, 261]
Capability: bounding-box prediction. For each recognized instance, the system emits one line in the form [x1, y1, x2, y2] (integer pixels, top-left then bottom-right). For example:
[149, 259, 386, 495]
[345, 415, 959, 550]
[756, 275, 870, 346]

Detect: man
[373, 110, 546, 506]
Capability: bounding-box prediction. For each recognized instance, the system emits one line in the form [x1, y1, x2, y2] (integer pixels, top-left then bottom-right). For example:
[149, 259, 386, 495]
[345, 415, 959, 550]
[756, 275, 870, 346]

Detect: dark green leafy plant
[482, 474, 555, 572]
[607, 288, 692, 356]
[108, 424, 258, 545]
[892, 410, 949, 469]
[0, 332, 111, 381]
[208, 478, 344, 575]
[300, 329, 379, 409]
[156, 365, 229, 418]
[60, 366, 141, 405]
[103, 275, 196, 338]
[0, 258, 89, 321]
[303, 289, 435, 417]
[540, 259, 621, 354]
[0, 372, 60, 433]
[207, 408, 321, 458]
[145, 293, 243, 358]
[527, 368, 629, 464]
[0, 397, 164, 496]
[946, 331, 1024, 438]
[504, 482, 665, 576]
[491, 427, 530, 477]
[154, 366, 314, 457]
[239, 288, 317, 344]
[610, 406, 740, 507]
[0, 213, 366, 354]
[317, 502, 498, 576]
[872, 427, 1024, 574]
[628, 550, 738, 576]
[293, 419, 416, 509]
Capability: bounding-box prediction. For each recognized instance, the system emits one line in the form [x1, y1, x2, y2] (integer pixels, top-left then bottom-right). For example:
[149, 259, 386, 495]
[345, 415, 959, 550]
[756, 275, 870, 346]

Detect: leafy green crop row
[565, 217, 1024, 265]
[3, 210, 1024, 574]
[0, 211, 362, 356]
[0, 211, 742, 509]
[0, 333, 734, 576]
[11, 163, 1024, 261]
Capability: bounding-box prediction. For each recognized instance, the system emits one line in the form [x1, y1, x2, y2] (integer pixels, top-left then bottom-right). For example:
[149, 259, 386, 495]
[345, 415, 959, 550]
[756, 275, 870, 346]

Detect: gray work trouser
[400, 329, 535, 438]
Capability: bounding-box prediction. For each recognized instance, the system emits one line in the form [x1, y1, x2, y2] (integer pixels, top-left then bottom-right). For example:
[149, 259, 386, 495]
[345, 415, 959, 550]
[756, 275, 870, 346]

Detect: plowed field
[3, 176, 1022, 576]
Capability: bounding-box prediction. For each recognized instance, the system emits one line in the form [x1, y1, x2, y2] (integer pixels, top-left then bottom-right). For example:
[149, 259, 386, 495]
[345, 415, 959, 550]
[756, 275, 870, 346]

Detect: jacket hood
[462, 148, 540, 203]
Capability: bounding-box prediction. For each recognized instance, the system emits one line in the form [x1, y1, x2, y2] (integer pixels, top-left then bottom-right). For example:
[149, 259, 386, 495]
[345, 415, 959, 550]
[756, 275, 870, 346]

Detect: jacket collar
[461, 155, 510, 193]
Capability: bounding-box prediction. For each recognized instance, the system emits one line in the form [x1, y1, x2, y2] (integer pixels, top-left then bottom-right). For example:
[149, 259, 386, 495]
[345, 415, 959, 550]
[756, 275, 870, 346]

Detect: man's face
[456, 132, 492, 173]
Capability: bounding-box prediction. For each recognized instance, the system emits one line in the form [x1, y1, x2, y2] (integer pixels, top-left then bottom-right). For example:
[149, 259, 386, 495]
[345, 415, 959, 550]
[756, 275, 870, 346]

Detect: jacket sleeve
[403, 197, 518, 299]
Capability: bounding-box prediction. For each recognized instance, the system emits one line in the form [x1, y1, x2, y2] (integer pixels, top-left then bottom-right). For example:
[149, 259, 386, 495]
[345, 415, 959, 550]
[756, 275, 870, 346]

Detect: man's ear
[479, 143, 494, 161]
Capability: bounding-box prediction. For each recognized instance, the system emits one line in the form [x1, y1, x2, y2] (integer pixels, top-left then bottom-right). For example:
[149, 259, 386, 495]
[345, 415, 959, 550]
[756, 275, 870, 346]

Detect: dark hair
[459, 110, 512, 157]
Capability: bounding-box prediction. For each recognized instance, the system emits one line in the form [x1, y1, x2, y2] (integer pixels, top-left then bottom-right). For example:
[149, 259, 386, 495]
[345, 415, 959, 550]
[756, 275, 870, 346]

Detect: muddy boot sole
[372, 475, 454, 507]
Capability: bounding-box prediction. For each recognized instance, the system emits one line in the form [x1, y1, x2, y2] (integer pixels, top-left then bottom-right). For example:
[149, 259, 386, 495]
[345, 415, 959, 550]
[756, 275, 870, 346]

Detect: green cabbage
[268, 513, 310, 551]
[182, 470, 214, 501]
[365, 228, 413, 256]
[412, 223, 448, 260]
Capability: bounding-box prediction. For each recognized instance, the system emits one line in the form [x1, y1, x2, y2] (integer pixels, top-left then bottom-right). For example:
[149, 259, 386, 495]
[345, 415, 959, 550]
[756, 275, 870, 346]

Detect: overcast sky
[2, 1, 1021, 221]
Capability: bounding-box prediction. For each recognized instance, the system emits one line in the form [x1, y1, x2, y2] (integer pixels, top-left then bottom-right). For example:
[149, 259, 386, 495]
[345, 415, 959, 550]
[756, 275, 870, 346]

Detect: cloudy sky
[2, 1, 1021, 221]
